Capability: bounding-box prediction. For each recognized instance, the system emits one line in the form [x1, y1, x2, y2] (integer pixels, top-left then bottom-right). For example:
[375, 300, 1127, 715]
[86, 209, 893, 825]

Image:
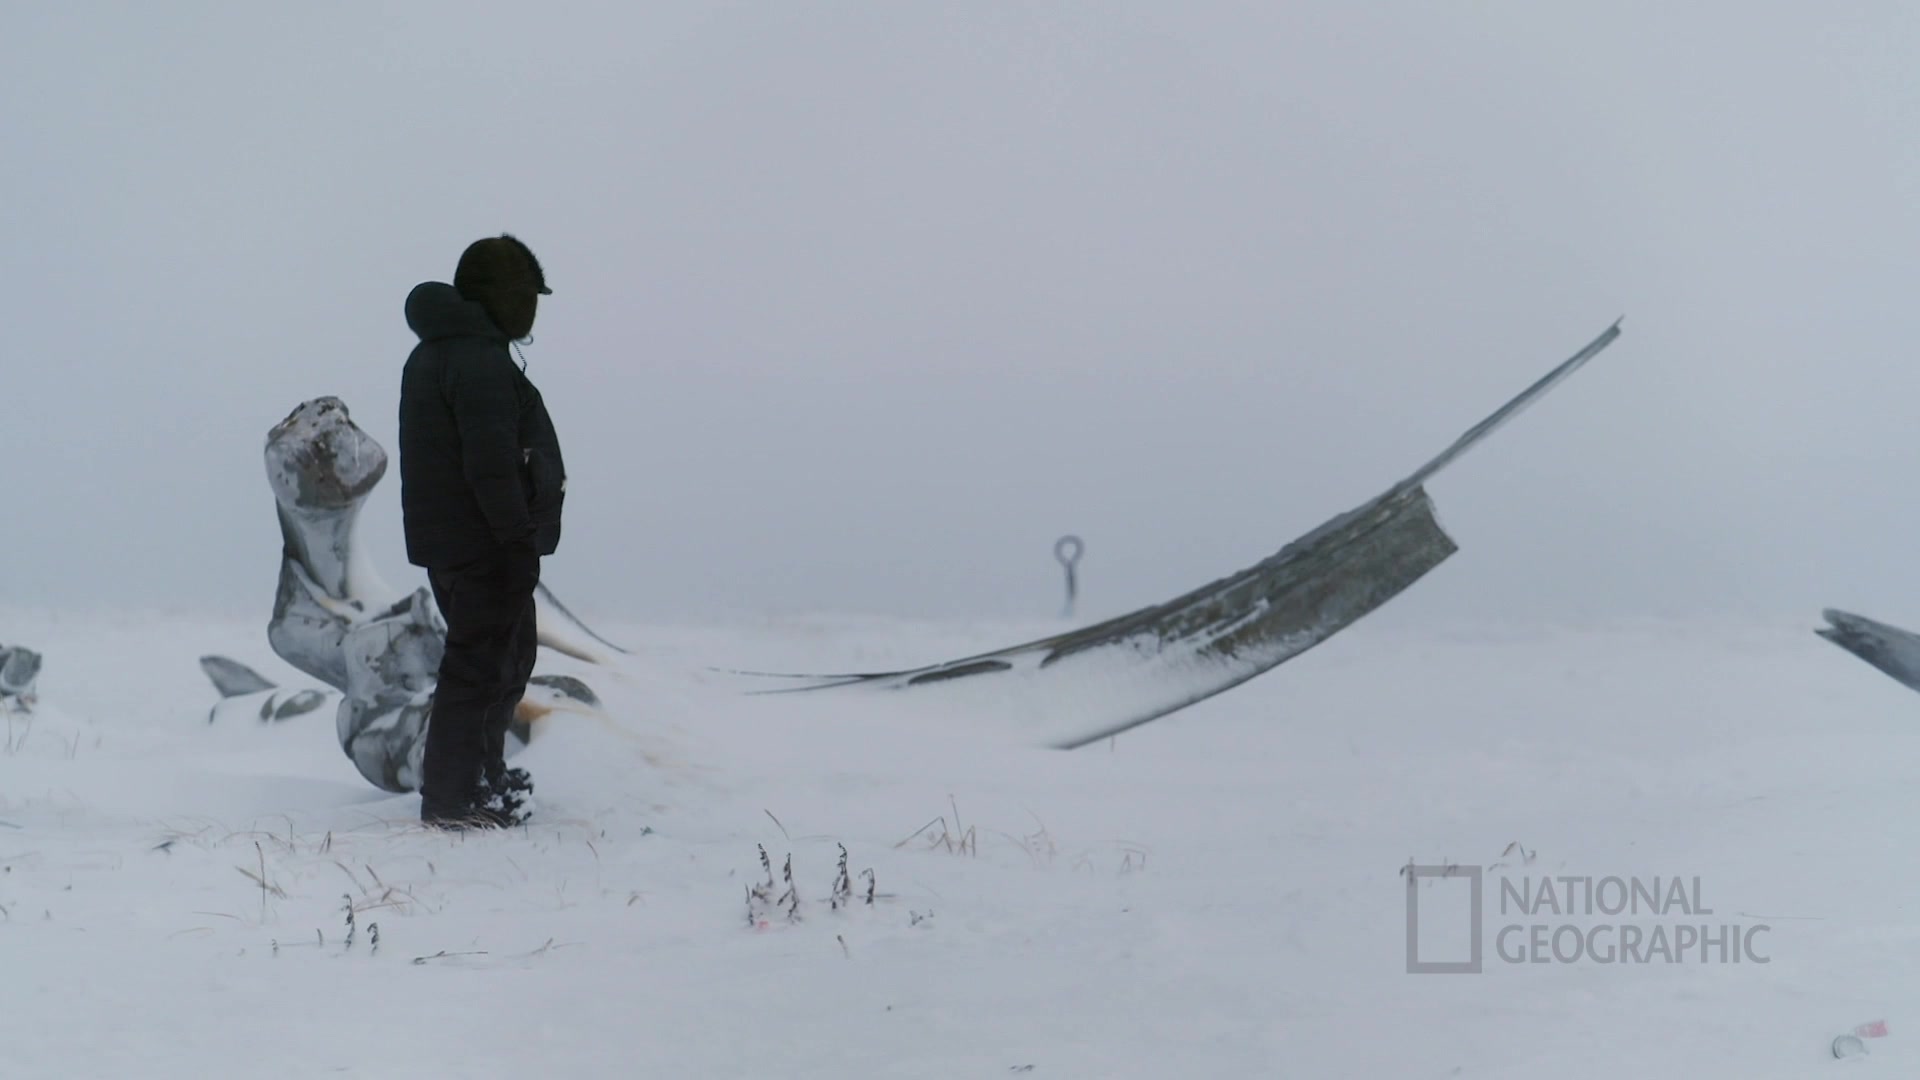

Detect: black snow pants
[421, 550, 539, 805]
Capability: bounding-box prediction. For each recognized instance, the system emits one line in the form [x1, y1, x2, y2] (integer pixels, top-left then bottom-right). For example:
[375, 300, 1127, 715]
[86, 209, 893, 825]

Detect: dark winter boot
[420, 791, 516, 830]
[483, 761, 534, 823]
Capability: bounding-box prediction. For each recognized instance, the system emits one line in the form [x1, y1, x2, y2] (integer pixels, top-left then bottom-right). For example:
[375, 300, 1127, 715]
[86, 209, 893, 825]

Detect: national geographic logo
[1405, 866, 1771, 974]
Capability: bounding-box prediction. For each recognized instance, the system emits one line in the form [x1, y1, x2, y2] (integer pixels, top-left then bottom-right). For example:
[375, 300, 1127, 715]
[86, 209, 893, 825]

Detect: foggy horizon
[7, 4, 1920, 630]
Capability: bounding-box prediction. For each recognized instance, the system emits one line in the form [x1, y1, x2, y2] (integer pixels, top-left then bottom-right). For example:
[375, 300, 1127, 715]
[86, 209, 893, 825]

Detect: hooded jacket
[398, 282, 565, 568]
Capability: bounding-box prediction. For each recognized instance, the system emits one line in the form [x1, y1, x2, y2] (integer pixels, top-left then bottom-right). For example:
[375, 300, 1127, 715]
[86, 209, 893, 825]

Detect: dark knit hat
[453, 234, 551, 340]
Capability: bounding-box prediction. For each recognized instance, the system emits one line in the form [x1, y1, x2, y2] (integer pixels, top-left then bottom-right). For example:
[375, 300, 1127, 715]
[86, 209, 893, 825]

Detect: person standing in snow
[398, 234, 566, 827]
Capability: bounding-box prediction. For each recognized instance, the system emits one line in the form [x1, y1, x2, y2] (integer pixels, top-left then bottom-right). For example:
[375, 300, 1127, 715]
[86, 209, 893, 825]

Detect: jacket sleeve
[444, 352, 534, 547]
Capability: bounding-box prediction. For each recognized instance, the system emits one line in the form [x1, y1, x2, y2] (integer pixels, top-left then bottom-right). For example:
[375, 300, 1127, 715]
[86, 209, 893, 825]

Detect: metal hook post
[1054, 535, 1084, 619]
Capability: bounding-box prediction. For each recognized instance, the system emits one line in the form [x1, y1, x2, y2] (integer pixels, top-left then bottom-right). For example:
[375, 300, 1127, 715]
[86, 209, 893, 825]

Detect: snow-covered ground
[0, 605, 1913, 1077]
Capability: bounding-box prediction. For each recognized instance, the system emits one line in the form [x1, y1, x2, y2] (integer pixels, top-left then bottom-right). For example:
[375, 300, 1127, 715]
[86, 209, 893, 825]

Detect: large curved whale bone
[1817, 609, 1920, 694]
[266, 398, 392, 689]
[336, 589, 444, 793]
[262, 397, 620, 792]
[735, 321, 1625, 749]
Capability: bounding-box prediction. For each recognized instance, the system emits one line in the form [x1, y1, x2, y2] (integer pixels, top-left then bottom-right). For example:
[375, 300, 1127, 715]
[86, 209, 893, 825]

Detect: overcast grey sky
[4, 2, 1919, 628]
